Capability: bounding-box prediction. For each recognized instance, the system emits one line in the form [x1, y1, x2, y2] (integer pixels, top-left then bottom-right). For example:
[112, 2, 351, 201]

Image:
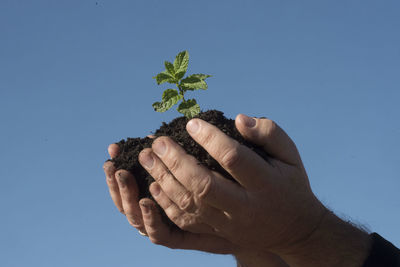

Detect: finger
[115, 170, 143, 228]
[204, 171, 249, 214]
[151, 137, 215, 197]
[186, 119, 272, 189]
[139, 197, 236, 254]
[149, 182, 226, 234]
[149, 137, 247, 213]
[235, 114, 302, 167]
[108, 143, 120, 159]
[139, 148, 195, 213]
[103, 161, 123, 213]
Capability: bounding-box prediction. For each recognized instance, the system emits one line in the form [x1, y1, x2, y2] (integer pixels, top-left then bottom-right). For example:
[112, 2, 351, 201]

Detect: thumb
[235, 114, 302, 166]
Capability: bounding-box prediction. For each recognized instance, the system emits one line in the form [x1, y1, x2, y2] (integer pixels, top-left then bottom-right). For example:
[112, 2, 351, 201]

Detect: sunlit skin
[103, 114, 289, 266]
[103, 114, 370, 267]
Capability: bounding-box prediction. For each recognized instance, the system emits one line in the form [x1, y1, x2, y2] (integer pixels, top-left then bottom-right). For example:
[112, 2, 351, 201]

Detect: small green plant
[152, 50, 211, 118]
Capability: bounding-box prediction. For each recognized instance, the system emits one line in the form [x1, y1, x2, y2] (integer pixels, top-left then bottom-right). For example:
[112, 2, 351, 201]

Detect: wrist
[279, 211, 372, 267]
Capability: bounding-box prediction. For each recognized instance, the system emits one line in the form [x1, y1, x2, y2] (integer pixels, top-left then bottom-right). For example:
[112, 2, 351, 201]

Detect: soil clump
[111, 110, 269, 226]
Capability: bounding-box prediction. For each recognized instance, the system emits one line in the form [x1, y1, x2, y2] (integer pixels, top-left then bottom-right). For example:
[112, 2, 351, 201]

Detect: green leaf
[173, 51, 189, 77]
[175, 70, 186, 81]
[153, 71, 177, 85]
[164, 61, 175, 76]
[177, 99, 200, 118]
[153, 71, 176, 85]
[153, 72, 173, 85]
[191, 74, 212, 80]
[152, 101, 167, 112]
[152, 89, 182, 112]
[162, 89, 182, 103]
[180, 74, 209, 91]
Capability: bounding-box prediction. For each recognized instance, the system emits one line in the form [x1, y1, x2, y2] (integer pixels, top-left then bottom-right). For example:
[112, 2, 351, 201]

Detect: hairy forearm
[279, 211, 372, 267]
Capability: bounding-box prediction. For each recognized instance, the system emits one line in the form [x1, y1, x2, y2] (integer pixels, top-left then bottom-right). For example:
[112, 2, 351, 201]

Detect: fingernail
[151, 183, 161, 197]
[153, 139, 166, 156]
[187, 119, 200, 134]
[140, 152, 154, 169]
[128, 214, 142, 226]
[140, 202, 151, 215]
[240, 114, 256, 128]
[117, 171, 129, 188]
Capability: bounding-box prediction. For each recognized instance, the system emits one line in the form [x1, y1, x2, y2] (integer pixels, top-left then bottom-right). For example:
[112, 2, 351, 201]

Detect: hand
[103, 143, 239, 254]
[138, 114, 327, 256]
[103, 144, 146, 234]
[104, 143, 289, 266]
[139, 114, 372, 266]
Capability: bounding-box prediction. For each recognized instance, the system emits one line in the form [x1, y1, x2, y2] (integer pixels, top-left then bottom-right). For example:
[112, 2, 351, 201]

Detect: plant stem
[177, 83, 186, 102]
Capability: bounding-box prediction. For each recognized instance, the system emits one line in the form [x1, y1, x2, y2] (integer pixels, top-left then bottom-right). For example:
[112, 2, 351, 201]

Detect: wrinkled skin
[103, 114, 327, 266]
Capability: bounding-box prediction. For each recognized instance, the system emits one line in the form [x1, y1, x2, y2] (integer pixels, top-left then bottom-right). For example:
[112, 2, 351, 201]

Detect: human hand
[104, 143, 289, 266]
[138, 114, 327, 258]
[103, 143, 240, 254]
[103, 144, 147, 234]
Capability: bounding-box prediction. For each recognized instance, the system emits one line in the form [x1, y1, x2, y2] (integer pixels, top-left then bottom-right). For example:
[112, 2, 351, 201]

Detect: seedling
[152, 51, 211, 118]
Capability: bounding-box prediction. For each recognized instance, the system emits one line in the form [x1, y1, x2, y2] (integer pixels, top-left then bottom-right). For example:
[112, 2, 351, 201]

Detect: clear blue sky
[1, 1, 399, 266]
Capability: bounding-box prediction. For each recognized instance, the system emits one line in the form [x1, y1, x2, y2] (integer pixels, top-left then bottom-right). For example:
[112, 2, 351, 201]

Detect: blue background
[1, 1, 399, 266]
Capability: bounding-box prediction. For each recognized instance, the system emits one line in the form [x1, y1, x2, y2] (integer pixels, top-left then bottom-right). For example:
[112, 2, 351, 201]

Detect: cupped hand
[103, 143, 239, 254]
[103, 144, 146, 234]
[138, 114, 327, 257]
[103, 139, 289, 266]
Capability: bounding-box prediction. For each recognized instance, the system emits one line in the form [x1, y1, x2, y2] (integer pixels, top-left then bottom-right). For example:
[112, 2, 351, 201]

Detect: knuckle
[155, 169, 171, 185]
[178, 192, 194, 212]
[177, 215, 196, 231]
[220, 144, 242, 170]
[199, 129, 217, 149]
[167, 155, 181, 173]
[169, 211, 181, 225]
[197, 174, 213, 201]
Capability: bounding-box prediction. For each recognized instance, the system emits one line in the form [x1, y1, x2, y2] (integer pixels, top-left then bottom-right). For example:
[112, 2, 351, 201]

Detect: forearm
[278, 211, 372, 267]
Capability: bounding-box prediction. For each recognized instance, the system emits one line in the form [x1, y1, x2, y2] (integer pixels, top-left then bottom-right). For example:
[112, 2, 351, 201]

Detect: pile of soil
[111, 110, 269, 226]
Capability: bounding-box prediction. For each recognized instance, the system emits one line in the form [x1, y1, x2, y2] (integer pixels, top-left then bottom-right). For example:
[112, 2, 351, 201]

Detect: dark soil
[111, 110, 269, 226]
